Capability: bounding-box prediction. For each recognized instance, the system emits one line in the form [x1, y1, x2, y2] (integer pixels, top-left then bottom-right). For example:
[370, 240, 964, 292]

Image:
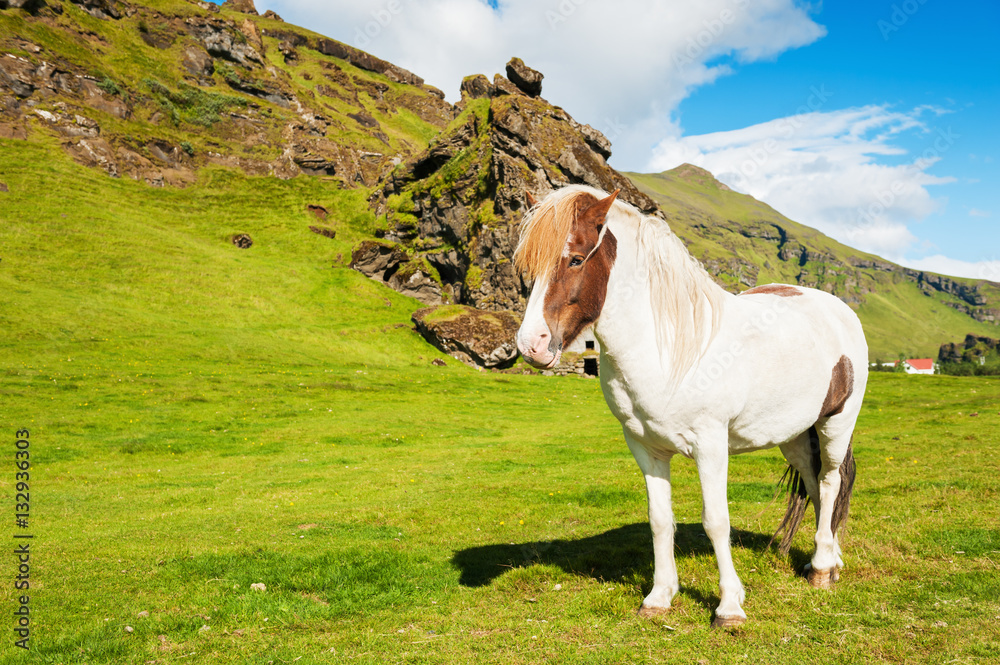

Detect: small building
[898, 358, 936, 375]
[553, 329, 600, 377]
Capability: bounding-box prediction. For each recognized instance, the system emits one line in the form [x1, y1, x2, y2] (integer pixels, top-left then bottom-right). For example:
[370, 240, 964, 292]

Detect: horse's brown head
[514, 187, 620, 369]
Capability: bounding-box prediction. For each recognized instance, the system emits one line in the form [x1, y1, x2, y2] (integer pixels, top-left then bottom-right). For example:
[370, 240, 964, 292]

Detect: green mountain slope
[627, 167, 1000, 359]
[1, 0, 450, 186]
[2, 0, 997, 364]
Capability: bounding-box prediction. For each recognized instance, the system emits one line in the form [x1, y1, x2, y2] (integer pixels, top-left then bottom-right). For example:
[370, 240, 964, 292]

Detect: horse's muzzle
[516, 329, 562, 369]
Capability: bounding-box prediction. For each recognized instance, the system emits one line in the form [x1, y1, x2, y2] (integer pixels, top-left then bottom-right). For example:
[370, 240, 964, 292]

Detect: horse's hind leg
[808, 420, 857, 589]
[778, 430, 821, 509]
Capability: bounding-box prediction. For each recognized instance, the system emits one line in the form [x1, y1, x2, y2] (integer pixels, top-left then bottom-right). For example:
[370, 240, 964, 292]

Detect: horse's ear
[525, 190, 538, 207]
[581, 189, 620, 228]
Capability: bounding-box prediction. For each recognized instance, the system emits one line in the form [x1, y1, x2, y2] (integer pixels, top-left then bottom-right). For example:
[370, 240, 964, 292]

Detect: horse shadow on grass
[452, 522, 810, 612]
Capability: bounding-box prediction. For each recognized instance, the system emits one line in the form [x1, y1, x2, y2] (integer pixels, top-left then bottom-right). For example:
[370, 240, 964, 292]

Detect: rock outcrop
[222, 0, 257, 14]
[505, 57, 542, 97]
[351, 241, 445, 305]
[412, 305, 520, 369]
[186, 16, 264, 67]
[939, 334, 999, 364]
[0, 0, 48, 10]
[314, 38, 426, 89]
[70, 0, 122, 20]
[360, 59, 658, 315]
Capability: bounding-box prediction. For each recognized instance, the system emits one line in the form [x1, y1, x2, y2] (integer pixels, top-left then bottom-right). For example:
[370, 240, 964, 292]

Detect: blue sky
[675, 0, 999, 273]
[253, 0, 998, 279]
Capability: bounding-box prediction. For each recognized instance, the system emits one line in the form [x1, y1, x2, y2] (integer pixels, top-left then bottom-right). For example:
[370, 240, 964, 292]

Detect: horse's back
[738, 283, 867, 360]
[724, 284, 868, 447]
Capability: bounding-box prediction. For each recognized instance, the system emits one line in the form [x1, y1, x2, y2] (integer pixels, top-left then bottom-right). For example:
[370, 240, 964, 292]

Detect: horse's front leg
[694, 438, 747, 628]
[625, 433, 678, 617]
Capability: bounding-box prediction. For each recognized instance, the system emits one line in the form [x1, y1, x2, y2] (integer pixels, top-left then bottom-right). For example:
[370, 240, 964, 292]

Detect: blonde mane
[514, 184, 726, 381]
[514, 186, 599, 281]
[636, 209, 726, 382]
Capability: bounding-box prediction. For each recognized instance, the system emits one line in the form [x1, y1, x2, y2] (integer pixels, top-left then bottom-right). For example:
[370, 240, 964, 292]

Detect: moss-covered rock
[412, 305, 520, 369]
[367, 66, 657, 315]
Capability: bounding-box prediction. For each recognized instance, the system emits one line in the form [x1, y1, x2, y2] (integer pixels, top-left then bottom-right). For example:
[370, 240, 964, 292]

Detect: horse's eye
[569, 256, 584, 268]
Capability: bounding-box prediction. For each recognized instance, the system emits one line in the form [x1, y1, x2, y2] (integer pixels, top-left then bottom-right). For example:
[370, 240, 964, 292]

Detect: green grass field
[2, 135, 999, 663]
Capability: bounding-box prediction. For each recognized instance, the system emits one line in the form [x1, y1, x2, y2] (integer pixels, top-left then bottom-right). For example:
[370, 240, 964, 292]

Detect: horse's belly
[726, 424, 798, 454]
[726, 385, 826, 452]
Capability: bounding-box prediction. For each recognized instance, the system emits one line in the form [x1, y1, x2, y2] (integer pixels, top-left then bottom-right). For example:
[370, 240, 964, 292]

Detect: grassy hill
[0, 0, 449, 185]
[627, 167, 1000, 359]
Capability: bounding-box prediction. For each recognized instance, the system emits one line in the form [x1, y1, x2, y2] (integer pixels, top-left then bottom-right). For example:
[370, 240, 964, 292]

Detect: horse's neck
[595, 215, 732, 379]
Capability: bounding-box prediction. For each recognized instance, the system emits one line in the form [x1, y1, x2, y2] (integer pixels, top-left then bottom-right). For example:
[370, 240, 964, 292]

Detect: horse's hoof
[806, 564, 834, 589]
[637, 605, 671, 619]
[711, 614, 746, 630]
[831, 567, 841, 583]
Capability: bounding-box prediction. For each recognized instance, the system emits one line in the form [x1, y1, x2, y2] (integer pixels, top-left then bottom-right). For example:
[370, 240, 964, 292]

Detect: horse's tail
[771, 429, 856, 555]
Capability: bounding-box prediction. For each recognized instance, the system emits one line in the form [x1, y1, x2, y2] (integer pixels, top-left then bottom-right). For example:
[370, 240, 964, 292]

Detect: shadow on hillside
[452, 522, 809, 609]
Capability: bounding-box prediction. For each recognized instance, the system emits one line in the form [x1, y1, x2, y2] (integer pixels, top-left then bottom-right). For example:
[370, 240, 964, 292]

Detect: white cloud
[899, 255, 1000, 283]
[647, 105, 958, 258]
[257, 0, 826, 166]
[969, 208, 991, 218]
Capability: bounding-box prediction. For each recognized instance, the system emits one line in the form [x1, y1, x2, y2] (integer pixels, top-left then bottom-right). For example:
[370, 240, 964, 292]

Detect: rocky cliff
[353, 58, 658, 314]
[0, 0, 451, 187]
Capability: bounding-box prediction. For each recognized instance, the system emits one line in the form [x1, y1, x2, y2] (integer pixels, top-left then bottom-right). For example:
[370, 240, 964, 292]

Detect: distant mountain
[2, 0, 997, 360]
[627, 167, 1000, 358]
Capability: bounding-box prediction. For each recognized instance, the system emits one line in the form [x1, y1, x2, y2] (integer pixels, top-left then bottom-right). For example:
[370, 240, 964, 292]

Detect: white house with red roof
[898, 358, 936, 375]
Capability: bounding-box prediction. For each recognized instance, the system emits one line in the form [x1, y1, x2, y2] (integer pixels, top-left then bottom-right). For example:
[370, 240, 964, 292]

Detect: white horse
[514, 185, 867, 628]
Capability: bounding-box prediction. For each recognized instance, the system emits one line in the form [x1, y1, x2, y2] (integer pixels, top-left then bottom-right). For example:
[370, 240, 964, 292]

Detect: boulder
[186, 17, 263, 67]
[0, 0, 48, 11]
[505, 57, 543, 97]
[181, 44, 214, 76]
[262, 9, 282, 21]
[239, 18, 264, 53]
[222, 0, 257, 14]
[460, 74, 491, 101]
[412, 305, 520, 369]
[70, 0, 121, 20]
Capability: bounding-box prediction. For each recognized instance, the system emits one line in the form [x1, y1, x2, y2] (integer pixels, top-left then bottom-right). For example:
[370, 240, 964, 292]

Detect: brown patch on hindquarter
[542, 191, 619, 350]
[740, 284, 803, 297]
[820, 355, 854, 418]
